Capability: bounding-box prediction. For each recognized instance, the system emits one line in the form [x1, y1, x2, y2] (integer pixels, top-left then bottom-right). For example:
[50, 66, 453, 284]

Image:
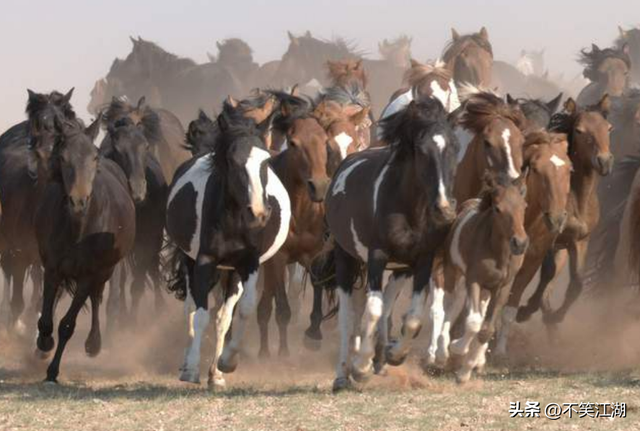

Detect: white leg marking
[350, 219, 368, 261]
[332, 159, 366, 196]
[220, 270, 260, 366]
[286, 263, 305, 323]
[426, 281, 446, 365]
[210, 279, 243, 387]
[352, 291, 384, 376]
[454, 293, 490, 382]
[388, 285, 427, 362]
[438, 280, 467, 364]
[334, 132, 353, 160]
[495, 305, 517, 358]
[182, 307, 210, 382]
[336, 288, 354, 381]
[502, 128, 520, 179]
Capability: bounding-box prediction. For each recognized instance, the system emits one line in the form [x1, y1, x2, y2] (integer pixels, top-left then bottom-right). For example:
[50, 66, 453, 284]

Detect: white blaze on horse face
[502, 128, 520, 179]
[550, 154, 566, 168]
[350, 219, 369, 261]
[334, 132, 353, 160]
[373, 162, 390, 214]
[260, 168, 291, 264]
[246, 147, 272, 218]
[332, 159, 366, 196]
[450, 206, 478, 272]
[167, 155, 212, 260]
[433, 134, 447, 152]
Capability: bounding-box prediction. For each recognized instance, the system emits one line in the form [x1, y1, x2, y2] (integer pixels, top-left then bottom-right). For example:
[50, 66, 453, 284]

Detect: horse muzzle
[68, 196, 89, 216]
[432, 199, 457, 226]
[129, 179, 147, 205]
[246, 205, 272, 229]
[543, 211, 568, 234]
[595, 153, 614, 176]
[510, 236, 529, 256]
[307, 178, 331, 203]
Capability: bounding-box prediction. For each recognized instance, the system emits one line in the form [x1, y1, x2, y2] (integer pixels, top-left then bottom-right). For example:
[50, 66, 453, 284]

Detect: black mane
[102, 98, 163, 144]
[579, 44, 631, 81]
[268, 91, 313, 134]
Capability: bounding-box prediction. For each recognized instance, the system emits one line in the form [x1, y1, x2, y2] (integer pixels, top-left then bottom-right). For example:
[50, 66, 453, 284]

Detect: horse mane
[317, 83, 370, 109]
[460, 92, 526, 133]
[442, 33, 493, 64]
[517, 97, 555, 130]
[378, 35, 412, 58]
[26, 91, 77, 124]
[523, 130, 567, 148]
[102, 98, 163, 144]
[268, 90, 314, 133]
[293, 33, 364, 59]
[403, 60, 452, 87]
[615, 28, 640, 50]
[235, 91, 274, 113]
[578, 44, 631, 81]
[326, 59, 368, 88]
[216, 38, 253, 64]
[129, 38, 197, 68]
[477, 172, 512, 211]
[379, 96, 457, 156]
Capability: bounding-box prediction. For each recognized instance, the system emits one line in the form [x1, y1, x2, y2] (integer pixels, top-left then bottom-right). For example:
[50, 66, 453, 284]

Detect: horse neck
[453, 135, 482, 202]
[271, 151, 322, 218]
[570, 156, 599, 218]
[390, 153, 431, 221]
[472, 208, 512, 265]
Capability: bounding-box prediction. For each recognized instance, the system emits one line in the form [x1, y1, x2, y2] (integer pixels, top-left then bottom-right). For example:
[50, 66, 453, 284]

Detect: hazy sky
[0, 0, 637, 130]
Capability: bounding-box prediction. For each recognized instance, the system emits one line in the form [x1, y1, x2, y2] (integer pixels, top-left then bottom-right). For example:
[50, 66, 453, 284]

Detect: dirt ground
[2, 281, 640, 431]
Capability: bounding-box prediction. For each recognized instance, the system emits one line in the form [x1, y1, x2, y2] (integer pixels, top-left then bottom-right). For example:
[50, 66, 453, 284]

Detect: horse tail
[163, 240, 189, 301]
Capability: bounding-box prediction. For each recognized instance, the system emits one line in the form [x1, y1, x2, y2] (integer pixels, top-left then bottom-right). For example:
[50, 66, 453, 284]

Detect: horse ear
[85, 114, 102, 143]
[62, 87, 75, 105]
[506, 94, 517, 105]
[137, 96, 147, 111]
[216, 41, 223, 50]
[591, 43, 601, 53]
[27, 89, 38, 103]
[198, 110, 209, 122]
[305, 30, 312, 38]
[619, 26, 628, 39]
[479, 27, 489, 41]
[409, 58, 422, 68]
[564, 98, 577, 115]
[226, 96, 239, 108]
[287, 31, 299, 46]
[350, 107, 370, 127]
[290, 84, 300, 97]
[597, 94, 612, 116]
[547, 93, 563, 114]
[451, 28, 460, 41]
[130, 36, 137, 46]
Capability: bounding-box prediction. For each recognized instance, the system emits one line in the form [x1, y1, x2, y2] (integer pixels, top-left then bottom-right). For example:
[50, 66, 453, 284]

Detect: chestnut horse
[442, 27, 493, 88]
[442, 172, 528, 383]
[515, 95, 614, 326]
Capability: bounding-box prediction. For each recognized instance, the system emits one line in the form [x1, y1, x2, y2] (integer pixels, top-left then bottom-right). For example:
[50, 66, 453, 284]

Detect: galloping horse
[166, 102, 291, 389]
[325, 97, 458, 391]
[443, 27, 493, 88]
[616, 26, 640, 86]
[516, 96, 614, 326]
[576, 44, 631, 107]
[34, 117, 136, 382]
[442, 172, 529, 383]
[0, 89, 76, 332]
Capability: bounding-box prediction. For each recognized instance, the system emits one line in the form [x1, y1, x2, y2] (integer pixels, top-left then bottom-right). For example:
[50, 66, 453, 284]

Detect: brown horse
[442, 172, 528, 383]
[515, 95, 613, 326]
[256, 93, 367, 358]
[326, 59, 368, 89]
[453, 92, 527, 203]
[494, 132, 572, 359]
[616, 26, 640, 86]
[443, 27, 493, 88]
[577, 44, 631, 106]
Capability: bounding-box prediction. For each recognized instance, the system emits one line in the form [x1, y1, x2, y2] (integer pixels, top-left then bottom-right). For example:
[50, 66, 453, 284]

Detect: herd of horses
[1, 25, 640, 392]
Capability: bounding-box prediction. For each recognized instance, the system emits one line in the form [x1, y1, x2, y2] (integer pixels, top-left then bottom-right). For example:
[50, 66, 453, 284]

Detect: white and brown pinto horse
[166, 103, 291, 389]
[325, 97, 458, 391]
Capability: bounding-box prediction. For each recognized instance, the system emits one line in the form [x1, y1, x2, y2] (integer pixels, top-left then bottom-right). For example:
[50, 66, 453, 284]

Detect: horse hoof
[351, 365, 373, 383]
[475, 364, 486, 376]
[542, 312, 563, 325]
[34, 348, 51, 360]
[179, 369, 200, 384]
[455, 370, 472, 384]
[420, 357, 445, 376]
[14, 319, 27, 337]
[85, 337, 102, 358]
[332, 377, 352, 393]
[43, 378, 58, 385]
[37, 335, 55, 353]
[448, 353, 464, 372]
[303, 331, 323, 352]
[217, 356, 238, 374]
[207, 378, 226, 391]
[384, 344, 407, 366]
[373, 361, 387, 376]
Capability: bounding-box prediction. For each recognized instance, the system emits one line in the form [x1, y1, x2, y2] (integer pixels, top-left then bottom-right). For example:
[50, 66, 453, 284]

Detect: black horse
[166, 102, 290, 389]
[0, 89, 76, 333]
[324, 97, 459, 391]
[34, 117, 136, 382]
[100, 117, 168, 328]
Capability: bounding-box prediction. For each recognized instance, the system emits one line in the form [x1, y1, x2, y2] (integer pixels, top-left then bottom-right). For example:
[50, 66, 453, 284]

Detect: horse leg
[36, 271, 60, 357]
[129, 262, 146, 328]
[257, 260, 276, 359]
[332, 245, 359, 392]
[28, 265, 43, 321]
[286, 263, 305, 325]
[374, 270, 406, 374]
[439, 276, 466, 367]
[425, 274, 446, 368]
[45, 279, 93, 383]
[180, 253, 215, 384]
[0, 264, 11, 330]
[516, 249, 567, 322]
[10, 258, 29, 335]
[274, 260, 292, 358]
[106, 262, 123, 339]
[85, 287, 104, 357]
[386, 255, 435, 367]
[451, 281, 490, 383]
[218, 257, 261, 374]
[543, 240, 587, 324]
[303, 279, 325, 351]
[208, 274, 241, 390]
[496, 252, 544, 359]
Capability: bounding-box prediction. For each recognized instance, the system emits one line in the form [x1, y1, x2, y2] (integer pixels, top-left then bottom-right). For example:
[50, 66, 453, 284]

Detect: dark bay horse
[166, 103, 291, 389]
[442, 172, 528, 383]
[576, 44, 631, 106]
[100, 97, 190, 183]
[34, 117, 135, 382]
[101, 118, 168, 327]
[515, 96, 614, 326]
[443, 28, 493, 88]
[507, 93, 564, 131]
[324, 97, 458, 391]
[0, 89, 76, 332]
[616, 26, 640, 86]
